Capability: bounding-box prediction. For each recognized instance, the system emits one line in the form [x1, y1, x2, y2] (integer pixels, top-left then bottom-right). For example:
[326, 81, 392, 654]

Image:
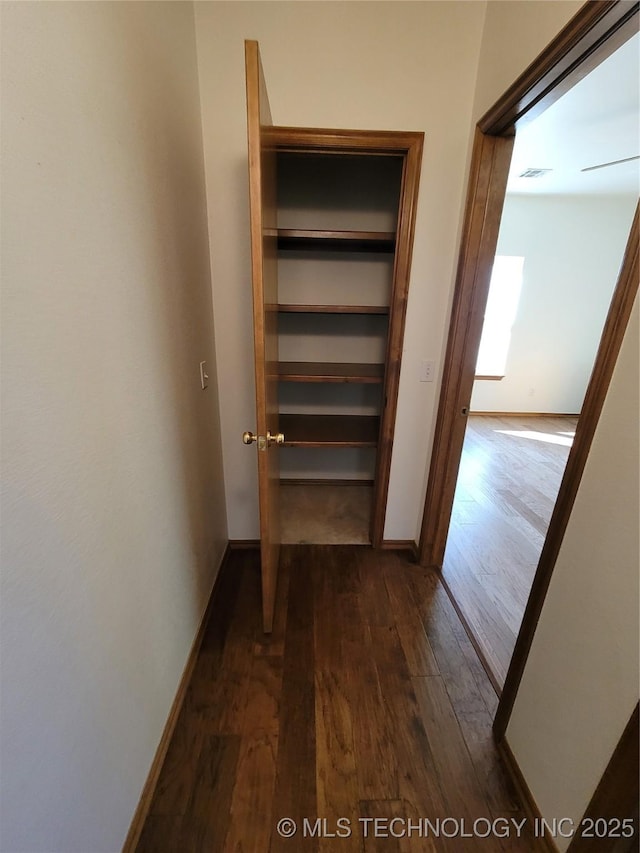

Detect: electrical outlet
[200, 361, 209, 390]
[420, 360, 435, 382]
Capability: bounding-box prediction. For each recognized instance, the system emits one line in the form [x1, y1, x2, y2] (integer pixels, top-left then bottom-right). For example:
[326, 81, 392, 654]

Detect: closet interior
[274, 147, 404, 544]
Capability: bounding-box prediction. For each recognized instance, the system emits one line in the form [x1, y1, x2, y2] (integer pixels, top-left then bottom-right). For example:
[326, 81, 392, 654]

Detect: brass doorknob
[267, 431, 285, 446]
[242, 431, 257, 445]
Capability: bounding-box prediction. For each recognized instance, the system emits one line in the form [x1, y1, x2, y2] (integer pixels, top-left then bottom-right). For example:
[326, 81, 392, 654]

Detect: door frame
[268, 126, 423, 547]
[416, 0, 639, 741]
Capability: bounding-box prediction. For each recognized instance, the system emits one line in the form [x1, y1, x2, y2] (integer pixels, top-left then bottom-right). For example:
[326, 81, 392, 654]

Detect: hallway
[136, 546, 536, 852]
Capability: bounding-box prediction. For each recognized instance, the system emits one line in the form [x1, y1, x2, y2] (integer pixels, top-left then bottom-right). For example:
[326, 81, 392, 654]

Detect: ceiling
[507, 32, 640, 196]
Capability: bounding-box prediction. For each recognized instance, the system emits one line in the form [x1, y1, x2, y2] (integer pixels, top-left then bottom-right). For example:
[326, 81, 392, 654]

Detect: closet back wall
[195, 1, 487, 540]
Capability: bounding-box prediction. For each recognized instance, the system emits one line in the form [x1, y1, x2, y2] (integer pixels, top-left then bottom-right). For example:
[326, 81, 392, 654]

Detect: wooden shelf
[279, 414, 379, 447]
[278, 362, 384, 383]
[278, 304, 389, 315]
[277, 229, 395, 252]
[280, 478, 375, 486]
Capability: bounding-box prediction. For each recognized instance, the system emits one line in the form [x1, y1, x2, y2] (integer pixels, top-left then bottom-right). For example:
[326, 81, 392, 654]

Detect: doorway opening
[417, 2, 639, 735]
[442, 33, 639, 688]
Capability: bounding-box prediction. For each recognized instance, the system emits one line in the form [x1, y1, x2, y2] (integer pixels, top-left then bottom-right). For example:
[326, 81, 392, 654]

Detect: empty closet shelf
[277, 229, 395, 252]
[277, 362, 384, 383]
[277, 304, 390, 315]
[279, 414, 380, 447]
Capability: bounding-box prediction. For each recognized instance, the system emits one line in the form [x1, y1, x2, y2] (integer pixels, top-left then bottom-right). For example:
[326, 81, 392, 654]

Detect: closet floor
[280, 483, 371, 544]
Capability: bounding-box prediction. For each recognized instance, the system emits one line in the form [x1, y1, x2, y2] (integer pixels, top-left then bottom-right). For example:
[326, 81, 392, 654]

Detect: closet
[244, 41, 422, 631]
[268, 128, 423, 545]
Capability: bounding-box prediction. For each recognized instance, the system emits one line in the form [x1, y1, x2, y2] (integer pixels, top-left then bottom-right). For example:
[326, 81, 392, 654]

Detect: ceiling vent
[519, 168, 553, 178]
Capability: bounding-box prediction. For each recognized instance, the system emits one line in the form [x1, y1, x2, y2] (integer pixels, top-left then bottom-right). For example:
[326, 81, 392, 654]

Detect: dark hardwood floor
[442, 415, 577, 688]
[136, 546, 539, 852]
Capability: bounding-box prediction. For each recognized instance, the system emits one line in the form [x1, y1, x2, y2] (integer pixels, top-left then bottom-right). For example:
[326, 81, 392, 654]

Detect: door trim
[416, 0, 639, 742]
[269, 126, 424, 547]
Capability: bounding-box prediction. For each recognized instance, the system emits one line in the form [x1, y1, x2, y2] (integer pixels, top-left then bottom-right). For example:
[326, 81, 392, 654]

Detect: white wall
[0, 4, 227, 851]
[194, 0, 488, 542]
[472, 0, 584, 121]
[506, 297, 639, 850]
[471, 193, 638, 413]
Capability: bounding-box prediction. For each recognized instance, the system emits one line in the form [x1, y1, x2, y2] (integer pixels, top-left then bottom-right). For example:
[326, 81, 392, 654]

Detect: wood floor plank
[410, 568, 494, 718]
[442, 415, 576, 689]
[224, 734, 279, 853]
[453, 709, 521, 815]
[223, 653, 283, 851]
[314, 547, 362, 852]
[367, 625, 452, 835]
[146, 703, 204, 817]
[182, 734, 241, 853]
[135, 545, 541, 853]
[383, 557, 439, 677]
[411, 674, 493, 830]
[136, 816, 186, 853]
[315, 669, 362, 853]
[359, 800, 419, 853]
[344, 630, 400, 802]
[270, 545, 318, 853]
[355, 549, 395, 629]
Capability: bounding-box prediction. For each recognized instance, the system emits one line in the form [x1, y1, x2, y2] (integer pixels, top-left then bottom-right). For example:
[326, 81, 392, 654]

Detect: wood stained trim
[122, 544, 232, 852]
[494, 203, 639, 739]
[478, 1, 640, 135]
[418, 129, 513, 568]
[372, 131, 424, 547]
[379, 539, 419, 559]
[566, 704, 639, 853]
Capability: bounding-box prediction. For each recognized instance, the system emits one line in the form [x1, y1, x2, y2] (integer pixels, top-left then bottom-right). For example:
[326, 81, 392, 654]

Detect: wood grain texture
[245, 39, 281, 633]
[134, 546, 540, 851]
[277, 229, 395, 252]
[442, 415, 577, 688]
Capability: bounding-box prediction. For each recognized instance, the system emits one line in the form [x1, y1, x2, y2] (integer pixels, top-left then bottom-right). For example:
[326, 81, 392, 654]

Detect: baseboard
[380, 540, 419, 560]
[231, 538, 417, 559]
[470, 411, 580, 417]
[497, 736, 560, 853]
[121, 542, 231, 852]
[229, 539, 260, 549]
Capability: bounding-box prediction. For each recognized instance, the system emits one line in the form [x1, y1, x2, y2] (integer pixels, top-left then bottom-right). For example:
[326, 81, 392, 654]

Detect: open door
[244, 40, 282, 633]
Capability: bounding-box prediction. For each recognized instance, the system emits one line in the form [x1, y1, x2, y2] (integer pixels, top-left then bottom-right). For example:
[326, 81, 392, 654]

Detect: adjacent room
[442, 32, 639, 687]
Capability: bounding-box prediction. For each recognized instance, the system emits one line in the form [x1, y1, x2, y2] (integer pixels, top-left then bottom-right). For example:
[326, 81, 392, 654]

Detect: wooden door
[245, 40, 281, 633]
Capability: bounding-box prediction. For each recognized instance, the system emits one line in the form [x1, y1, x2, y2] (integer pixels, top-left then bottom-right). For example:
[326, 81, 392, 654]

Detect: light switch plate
[420, 360, 435, 382]
[200, 361, 209, 390]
